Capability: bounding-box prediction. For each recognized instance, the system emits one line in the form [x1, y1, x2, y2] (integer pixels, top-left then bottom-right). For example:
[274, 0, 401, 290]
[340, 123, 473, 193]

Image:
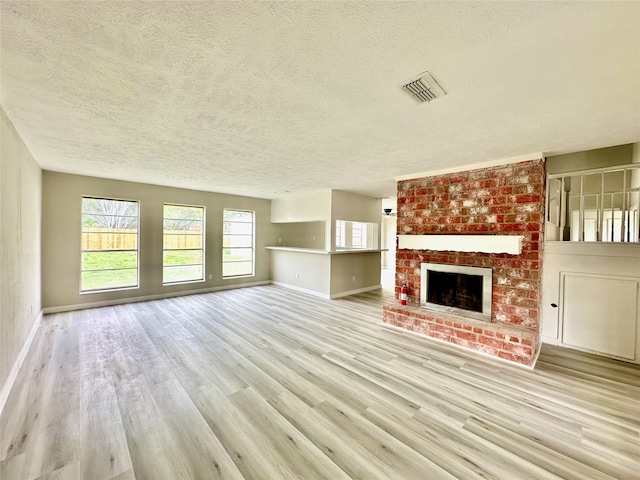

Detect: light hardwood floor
[1, 285, 639, 479]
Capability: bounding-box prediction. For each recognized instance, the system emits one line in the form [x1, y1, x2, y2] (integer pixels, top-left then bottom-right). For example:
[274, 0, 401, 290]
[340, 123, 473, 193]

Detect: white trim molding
[330, 285, 382, 299]
[270, 282, 382, 300]
[1, 311, 43, 416]
[270, 281, 330, 299]
[398, 234, 524, 255]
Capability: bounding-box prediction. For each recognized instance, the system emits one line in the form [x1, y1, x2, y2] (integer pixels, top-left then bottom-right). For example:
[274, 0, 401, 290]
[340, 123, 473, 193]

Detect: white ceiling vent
[400, 71, 446, 104]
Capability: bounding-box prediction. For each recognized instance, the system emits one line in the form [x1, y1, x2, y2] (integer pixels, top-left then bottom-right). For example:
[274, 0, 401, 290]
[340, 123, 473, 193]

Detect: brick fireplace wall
[383, 159, 545, 366]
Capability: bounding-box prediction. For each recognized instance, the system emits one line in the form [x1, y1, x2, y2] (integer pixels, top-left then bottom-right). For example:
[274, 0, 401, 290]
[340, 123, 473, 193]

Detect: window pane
[163, 265, 203, 283]
[82, 232, 138, 250]
[223, 210, 253, 222]
[223, 209, 254, 278]
[81, 269, 137, 291]
[164, 205, 204, 221]
[223, 222, 253, 235]
[163, 204, 205, 284]
[163, 250, 203, 266]
[163, 234, 203, 250]
[223, 235, 253, 248]
[81, 197, 139, 292]
[223, 248, 253, 262]
[82, 251, 137, 270]
[82, 197, 138, 216]
[82, 220, 139, 232]
[163, 219, 203, 232]
[223, 262, 253, 277]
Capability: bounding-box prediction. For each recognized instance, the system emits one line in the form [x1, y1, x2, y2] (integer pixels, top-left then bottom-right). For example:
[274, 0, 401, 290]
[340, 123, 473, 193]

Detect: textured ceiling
[1, 1, 639, 199]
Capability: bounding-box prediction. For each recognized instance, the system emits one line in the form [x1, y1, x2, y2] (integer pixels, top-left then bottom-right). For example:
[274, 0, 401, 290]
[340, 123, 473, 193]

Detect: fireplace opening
[420, 263, 492, 322]
[427, 270, 483, 313]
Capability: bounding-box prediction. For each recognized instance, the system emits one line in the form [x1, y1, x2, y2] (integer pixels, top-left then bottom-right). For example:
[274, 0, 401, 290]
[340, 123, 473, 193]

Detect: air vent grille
[400, 72, 446, 104]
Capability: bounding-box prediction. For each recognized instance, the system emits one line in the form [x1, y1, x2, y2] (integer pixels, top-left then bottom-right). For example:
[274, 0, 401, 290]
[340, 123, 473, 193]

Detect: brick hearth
[383, 159, 545, 366]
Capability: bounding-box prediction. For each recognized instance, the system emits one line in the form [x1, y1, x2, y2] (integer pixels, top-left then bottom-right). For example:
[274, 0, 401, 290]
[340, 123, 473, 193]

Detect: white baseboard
[330, 285, 382, 299]
[270, 282, 382, 300]
[270, 281, 331, 299]
[42, 281, 271, 314]
[541, 335, 561, 345]
[0, 310, 43, 416]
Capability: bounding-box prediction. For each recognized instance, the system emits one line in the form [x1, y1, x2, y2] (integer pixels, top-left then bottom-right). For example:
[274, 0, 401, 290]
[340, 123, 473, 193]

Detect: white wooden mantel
[397, 235, 524, 255]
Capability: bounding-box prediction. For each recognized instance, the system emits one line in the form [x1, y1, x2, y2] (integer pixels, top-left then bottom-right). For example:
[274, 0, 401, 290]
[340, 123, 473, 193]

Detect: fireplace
[420, 263, 492, 322]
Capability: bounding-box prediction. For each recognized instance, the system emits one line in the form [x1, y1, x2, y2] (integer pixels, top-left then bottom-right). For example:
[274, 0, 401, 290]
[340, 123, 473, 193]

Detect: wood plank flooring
[1, 285, 639, 479]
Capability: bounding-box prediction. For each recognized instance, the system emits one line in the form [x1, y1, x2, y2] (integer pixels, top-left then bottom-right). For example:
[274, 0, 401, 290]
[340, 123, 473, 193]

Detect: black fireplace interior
[427, 270, 483, 313]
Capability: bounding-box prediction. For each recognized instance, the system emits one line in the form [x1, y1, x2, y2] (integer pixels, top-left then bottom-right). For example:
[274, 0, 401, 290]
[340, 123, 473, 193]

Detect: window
[334, 220, 379, 249]
[163, 204, 205, 284]
[223, 209, 254, 277]
[81, 197, 139, 292]
[336, 220, 346, 248]
[546, 165, 640, 242]
[351, 222, 367, 249]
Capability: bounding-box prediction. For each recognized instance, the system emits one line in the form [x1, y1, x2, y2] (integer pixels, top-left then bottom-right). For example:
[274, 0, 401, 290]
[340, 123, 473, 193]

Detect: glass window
[334, 220, 379, 249]
[336, 220, 346, 248]
[81, 197, 139, 292]
[223, 209, 255, 277]
[163, 204, 205, 284]
[352, 222, 367, 248]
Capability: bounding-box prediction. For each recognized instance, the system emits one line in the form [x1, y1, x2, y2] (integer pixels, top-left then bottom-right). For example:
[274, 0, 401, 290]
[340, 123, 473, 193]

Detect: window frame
[162, 203, 206, 285]
[222, 208, 255, 278]
[80, 196, 140, 294]
[351, 221, 368, 249]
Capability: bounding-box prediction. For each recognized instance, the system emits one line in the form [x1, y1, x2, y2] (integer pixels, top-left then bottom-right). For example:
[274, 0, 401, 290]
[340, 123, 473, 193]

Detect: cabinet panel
[562, 273, 637, 360]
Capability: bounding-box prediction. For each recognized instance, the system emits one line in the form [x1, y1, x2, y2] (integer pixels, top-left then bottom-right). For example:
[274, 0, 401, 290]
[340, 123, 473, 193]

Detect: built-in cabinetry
[271, 190, 331, 223]
[541, 143, 640, 363]
[541, 243, 640, 363]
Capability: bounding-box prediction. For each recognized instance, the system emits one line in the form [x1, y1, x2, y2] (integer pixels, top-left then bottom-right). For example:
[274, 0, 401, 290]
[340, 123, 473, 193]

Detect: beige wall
[331, 189, 381, 251]
[331, 189, 382, 223]
[270, 250, 330, 295]
[330, 252, 381, 296]
[42, 171, 275, 310]
[273, 221, 325, 249]
[1, 108, 42, 391]
[381, 214, 397, 268]
[547, 144, 633, 174]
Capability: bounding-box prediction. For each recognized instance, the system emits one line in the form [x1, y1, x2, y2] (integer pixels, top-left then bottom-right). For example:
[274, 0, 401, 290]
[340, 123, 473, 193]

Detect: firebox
[420, 263, 492, 322]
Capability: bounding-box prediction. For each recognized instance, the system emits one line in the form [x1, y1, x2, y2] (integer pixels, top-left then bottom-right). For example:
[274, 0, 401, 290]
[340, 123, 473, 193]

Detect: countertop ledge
[266, 246, 385, 254]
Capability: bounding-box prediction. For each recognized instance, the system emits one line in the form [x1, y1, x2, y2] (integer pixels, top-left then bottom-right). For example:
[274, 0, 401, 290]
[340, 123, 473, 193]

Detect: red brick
[498, 351, 518, 362]
[455, 330, 478, 341]
[435, 324, 455, 336]
[475, 344, 500, 356]
[503, 342, 533, 357]
[478, 335, 504, 349]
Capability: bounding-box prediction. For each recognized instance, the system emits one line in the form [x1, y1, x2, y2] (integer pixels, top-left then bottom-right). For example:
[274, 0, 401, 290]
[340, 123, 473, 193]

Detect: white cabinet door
[562, 273, 638, 360]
